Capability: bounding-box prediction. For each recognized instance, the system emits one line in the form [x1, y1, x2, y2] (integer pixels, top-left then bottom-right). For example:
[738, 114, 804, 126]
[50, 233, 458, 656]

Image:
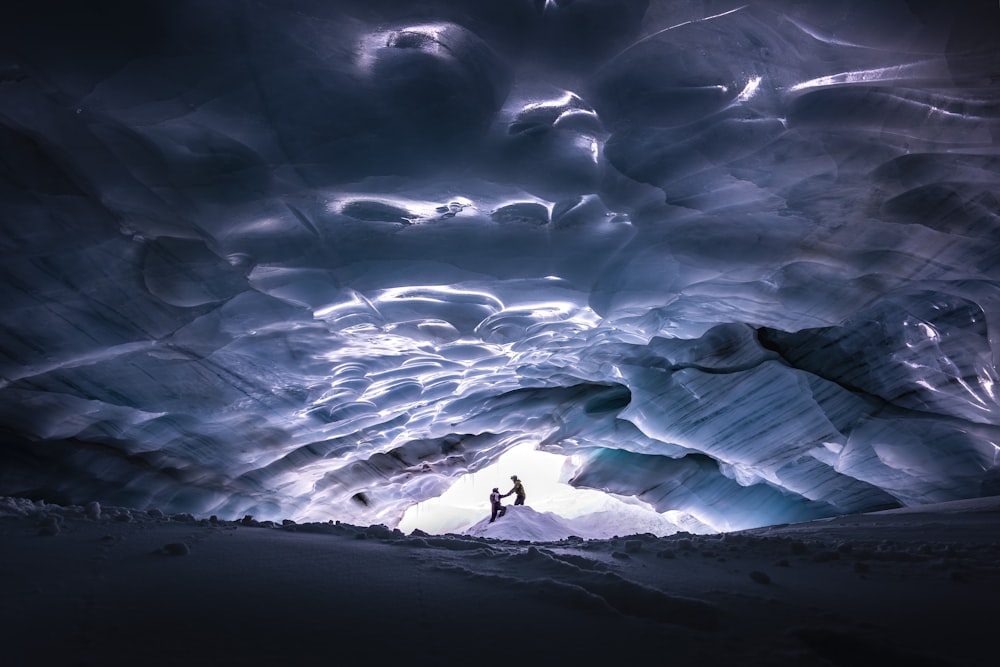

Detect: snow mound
[462, 501, 722, 541]
[464, 505, 582, 541]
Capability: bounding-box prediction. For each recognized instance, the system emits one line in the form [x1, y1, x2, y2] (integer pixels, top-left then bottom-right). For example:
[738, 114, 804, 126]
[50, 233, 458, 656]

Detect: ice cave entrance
[397, 443, 691, 537]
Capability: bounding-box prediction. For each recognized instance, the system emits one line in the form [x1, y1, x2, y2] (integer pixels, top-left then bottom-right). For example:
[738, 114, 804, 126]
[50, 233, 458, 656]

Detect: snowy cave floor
[2, 497, 999, 667]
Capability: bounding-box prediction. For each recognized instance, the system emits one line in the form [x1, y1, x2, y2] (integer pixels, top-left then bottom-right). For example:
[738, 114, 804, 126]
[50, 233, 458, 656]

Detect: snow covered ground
[2, 495, 997, 666]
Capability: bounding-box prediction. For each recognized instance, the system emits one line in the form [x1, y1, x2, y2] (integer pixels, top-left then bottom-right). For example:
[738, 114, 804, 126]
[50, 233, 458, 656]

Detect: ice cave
[2, 0, 999, 536]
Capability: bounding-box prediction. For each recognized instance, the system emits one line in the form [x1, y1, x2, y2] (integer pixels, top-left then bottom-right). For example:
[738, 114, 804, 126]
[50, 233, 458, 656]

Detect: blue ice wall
[1, 0, 998, 526]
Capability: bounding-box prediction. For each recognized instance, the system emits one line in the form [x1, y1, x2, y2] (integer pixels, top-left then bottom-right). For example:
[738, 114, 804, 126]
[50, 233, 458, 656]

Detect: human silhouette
[502, 475, 525, 505]
[489, 487, 506, 522]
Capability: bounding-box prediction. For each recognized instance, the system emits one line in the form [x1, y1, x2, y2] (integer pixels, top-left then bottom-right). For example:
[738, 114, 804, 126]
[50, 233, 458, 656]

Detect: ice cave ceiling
[1, 0, 999, 529]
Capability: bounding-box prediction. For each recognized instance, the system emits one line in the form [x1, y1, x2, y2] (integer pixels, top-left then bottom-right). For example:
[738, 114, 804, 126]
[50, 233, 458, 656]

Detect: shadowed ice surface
[1, 0, 998, 530]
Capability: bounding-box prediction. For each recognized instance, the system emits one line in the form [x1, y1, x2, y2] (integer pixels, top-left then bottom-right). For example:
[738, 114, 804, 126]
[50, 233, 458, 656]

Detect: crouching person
[489, 487, 506, 523]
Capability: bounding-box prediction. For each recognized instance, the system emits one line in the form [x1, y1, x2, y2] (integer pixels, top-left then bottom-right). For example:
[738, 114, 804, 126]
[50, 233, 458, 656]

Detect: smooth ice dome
[1, 0, 999, 534]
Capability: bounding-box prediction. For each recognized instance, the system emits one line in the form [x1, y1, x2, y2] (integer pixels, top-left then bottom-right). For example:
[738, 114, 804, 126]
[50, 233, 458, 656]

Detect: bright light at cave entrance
[397, 443, 615, 535]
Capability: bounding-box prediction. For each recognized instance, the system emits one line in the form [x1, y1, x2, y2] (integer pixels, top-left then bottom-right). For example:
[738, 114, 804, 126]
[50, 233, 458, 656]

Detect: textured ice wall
[1, 0, 998, 528]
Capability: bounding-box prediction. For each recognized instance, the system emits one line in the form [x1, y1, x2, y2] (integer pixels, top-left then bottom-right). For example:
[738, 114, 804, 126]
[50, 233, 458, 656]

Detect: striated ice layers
[1, 0, 999, 530]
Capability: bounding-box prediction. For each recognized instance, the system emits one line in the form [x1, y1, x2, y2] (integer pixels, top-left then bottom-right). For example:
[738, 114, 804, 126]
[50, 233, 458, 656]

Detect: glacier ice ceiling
[2, 0, 999, 529]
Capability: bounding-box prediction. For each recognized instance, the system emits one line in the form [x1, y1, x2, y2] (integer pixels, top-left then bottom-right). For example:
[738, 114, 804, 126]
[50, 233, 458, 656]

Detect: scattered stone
[624, 539, 642, 554]
[750, 570, 771, 585]
[37, 515, 62, 536]
[364, 524, 395, 539]
[612, 551, 630, 560]
[399, 537, 429, 548]
[656, 549, 676, 559]
[159, 542, 190, 556]
[84, 501, 102, 520]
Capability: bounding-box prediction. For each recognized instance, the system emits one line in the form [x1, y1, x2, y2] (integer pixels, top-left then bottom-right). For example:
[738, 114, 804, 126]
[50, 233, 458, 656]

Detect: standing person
[503, 475, 526, 506]
[489, 487, 506, 523]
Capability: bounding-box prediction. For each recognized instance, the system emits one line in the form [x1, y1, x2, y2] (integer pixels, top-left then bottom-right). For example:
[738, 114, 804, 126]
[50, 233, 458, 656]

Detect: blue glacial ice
[0, 0, 998, 529]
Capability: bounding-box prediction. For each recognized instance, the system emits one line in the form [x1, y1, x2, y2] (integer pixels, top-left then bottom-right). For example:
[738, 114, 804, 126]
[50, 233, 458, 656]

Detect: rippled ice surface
[1, 0, 998, 529]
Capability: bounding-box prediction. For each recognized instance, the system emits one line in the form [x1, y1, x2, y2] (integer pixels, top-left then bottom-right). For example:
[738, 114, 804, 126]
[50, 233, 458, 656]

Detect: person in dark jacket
[489, 487, 506, 523]
[503, 475, 525, 505]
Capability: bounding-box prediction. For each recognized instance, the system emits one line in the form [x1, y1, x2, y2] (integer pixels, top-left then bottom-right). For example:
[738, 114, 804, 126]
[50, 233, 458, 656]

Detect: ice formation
[1, 0, 998, 530]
